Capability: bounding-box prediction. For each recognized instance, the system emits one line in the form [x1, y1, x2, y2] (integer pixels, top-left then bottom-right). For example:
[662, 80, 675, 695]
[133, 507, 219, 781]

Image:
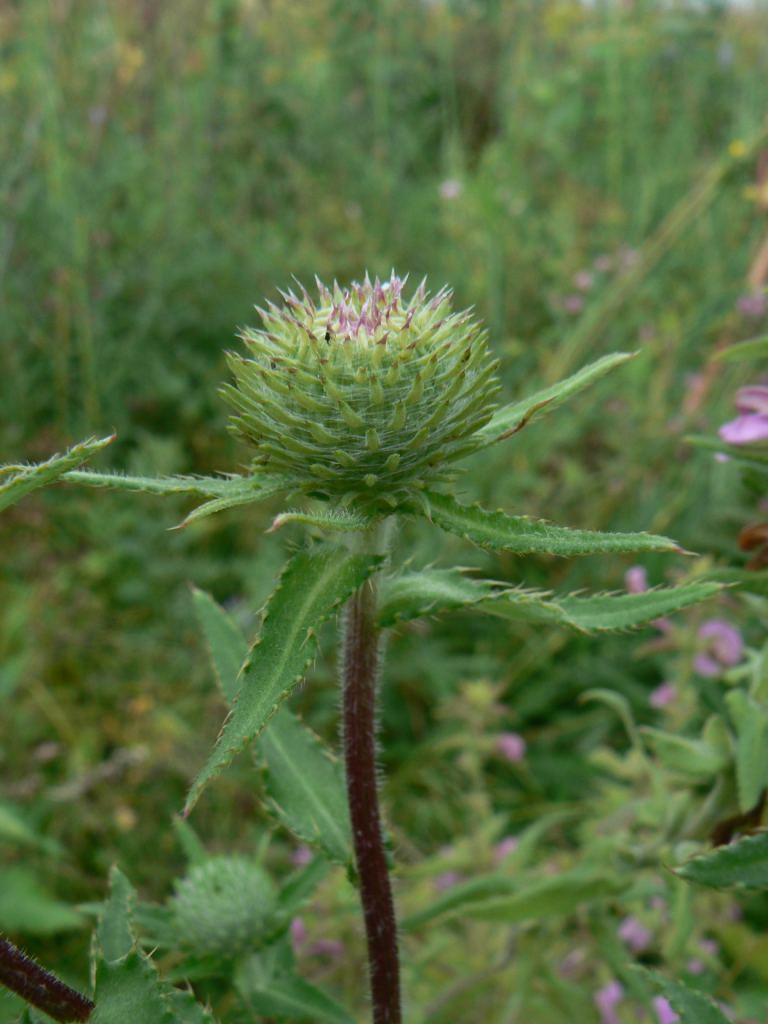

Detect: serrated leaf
[62, 468, 287, 526]
[268, 508, 374, 533]
[462, 867, 627, 923]
[377, 568, 719, 633]
[418, 491, 680, 557]
[726, 691, 768, 812]
[96, 867, 136, 964]
[676, 831, 768, 890]
[640, 728, 728, 779]
[192, 588, 353, 864]
[261, 714, 353, 869]
[0, 436, 114, 513]
[640, 970, 731, 1024]
[377, 569, 500, 626]
[185, 548, 381, 814]
[476, 352, 636, 444]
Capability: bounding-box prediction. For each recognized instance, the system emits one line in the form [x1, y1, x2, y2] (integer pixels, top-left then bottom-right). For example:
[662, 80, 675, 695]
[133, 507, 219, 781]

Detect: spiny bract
[169, 857, 277, 957]
[222, 273, 501, 512]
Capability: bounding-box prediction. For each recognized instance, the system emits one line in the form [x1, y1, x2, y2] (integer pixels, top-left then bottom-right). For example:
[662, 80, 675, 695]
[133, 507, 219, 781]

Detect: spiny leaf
[0, 435, 114, 513]
[377, 568, 501, 626]
[476, 351, 635, 445]
[192, 588, 353, 866]
[184, 548, 381, 814]
[377, 568, 719, 633]
[268, 508, 374, 533]
[639, 970, 731, 1024]
[417, 491, 681, 557]
[675, 831, 768, 890]
[62, 469, 288, 526]
[260, 714, 353, 869]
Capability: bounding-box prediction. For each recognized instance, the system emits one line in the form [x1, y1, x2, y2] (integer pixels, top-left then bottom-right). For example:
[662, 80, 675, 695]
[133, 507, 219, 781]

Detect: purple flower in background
[719, 385, 768, 445]
[650, 682, 677, 709]
[307, 938, 345, 959]
[439, 178, 463, 200]
[625, 565, 649, 594]
[652, 996, 680, 1024]
[434, 871, 464, 892]
[494, 836, 519, 863]
[291, 845, 313, 867]
[594, 254, 613, 273]
[496, 732, 526, 763]
[290, 916, 307, 952]
[594, 980, 624, 1024]
[736, 292, 767, 318]
[694, 619, 744, 677]
[574, 270, 594, 291]
[618, 915, 653, 953]
[687, 958, 705, 975]
[563, 294, 585, 314]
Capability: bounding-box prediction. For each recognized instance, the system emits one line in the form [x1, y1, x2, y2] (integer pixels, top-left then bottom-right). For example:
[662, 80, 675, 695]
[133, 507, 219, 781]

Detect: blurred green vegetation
[2, 1, 768, 1021]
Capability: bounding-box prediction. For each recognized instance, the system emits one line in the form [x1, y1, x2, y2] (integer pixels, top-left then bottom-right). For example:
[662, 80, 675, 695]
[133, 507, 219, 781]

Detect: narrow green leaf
[238, 969, 355, 1024]
[463, 867, 627, 923]
[0, 867, 83, 935]
[0, 435, 114, 513]
[727, 691, 768, 812]
[402, 875, 517, 931]
[702, 567, 768, 596]
[379, 568, 718, 633]
[714, 333, 768, 361]
[419, 491, 681, 557]
[184, 548, 381, 814]
[0, 801, 61, 854]
[192, 588, 354, 864]
[688, 435, 768, 471]
[268, 508, 374, 533]
[476, 352, 636, 445]
[640, 728, 728, 779]
[640, 970, 731, 1024]
[676, 831, 768, 890]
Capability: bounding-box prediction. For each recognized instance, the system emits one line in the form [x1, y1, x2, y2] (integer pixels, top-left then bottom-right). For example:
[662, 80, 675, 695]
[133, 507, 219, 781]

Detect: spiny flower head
[222, 272, 500, 513]
[169, 857, 277, 957]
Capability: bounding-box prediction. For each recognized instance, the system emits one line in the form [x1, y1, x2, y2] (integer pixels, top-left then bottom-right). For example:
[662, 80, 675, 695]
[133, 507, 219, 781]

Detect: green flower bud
[169, 857, 277, 957]
[222, 273, 501, 512]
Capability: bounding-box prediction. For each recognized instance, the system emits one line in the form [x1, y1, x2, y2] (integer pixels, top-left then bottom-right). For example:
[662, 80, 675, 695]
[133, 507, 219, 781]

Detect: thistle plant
[0, 274, 722, 1024]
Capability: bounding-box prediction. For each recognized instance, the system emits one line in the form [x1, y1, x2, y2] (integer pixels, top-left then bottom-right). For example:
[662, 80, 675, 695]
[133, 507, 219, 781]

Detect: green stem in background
[0, 936, 94, 1022]
[342, 527, 401, 1024]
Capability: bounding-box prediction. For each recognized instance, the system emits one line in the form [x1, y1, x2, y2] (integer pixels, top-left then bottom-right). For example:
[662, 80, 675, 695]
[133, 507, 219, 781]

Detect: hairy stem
[0, 936, 94, 1022]
[342, 557, 401, 1024]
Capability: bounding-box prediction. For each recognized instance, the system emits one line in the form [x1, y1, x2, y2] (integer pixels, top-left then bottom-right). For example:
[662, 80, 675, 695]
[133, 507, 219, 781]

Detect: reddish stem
[0, 936, 94, 1022]
[342, 579, 401, 1024]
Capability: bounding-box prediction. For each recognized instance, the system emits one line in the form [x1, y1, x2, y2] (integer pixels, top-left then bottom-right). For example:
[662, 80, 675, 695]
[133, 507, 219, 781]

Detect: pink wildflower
[494, 836, 519, 863]
[694, 620, 743, 677]
[652, 995, 680, 1024]
[290, 917, 307, 952]
[574, 270, 594, 291]
[594, 980, 624, 1024]
[434, 871, 464, 892]
[563, 294, 584, 314]
[625, 565, 649, 593]
[736, 293, 767, 318]
[496, 732, 526, 763]
[291, 845, 313, 867]
[618, 916, 653, 953]
[439, 179, 463, 200]
[650, 682, 677, 709]
[719, 384, 768, 445]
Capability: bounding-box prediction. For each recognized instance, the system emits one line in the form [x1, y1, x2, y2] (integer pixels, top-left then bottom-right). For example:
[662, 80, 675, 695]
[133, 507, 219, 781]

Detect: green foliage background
[2, 1, 768, 1021]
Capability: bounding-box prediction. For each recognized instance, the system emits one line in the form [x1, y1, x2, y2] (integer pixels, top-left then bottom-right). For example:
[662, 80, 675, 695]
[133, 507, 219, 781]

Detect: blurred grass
[2, 0, 768, 1018]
